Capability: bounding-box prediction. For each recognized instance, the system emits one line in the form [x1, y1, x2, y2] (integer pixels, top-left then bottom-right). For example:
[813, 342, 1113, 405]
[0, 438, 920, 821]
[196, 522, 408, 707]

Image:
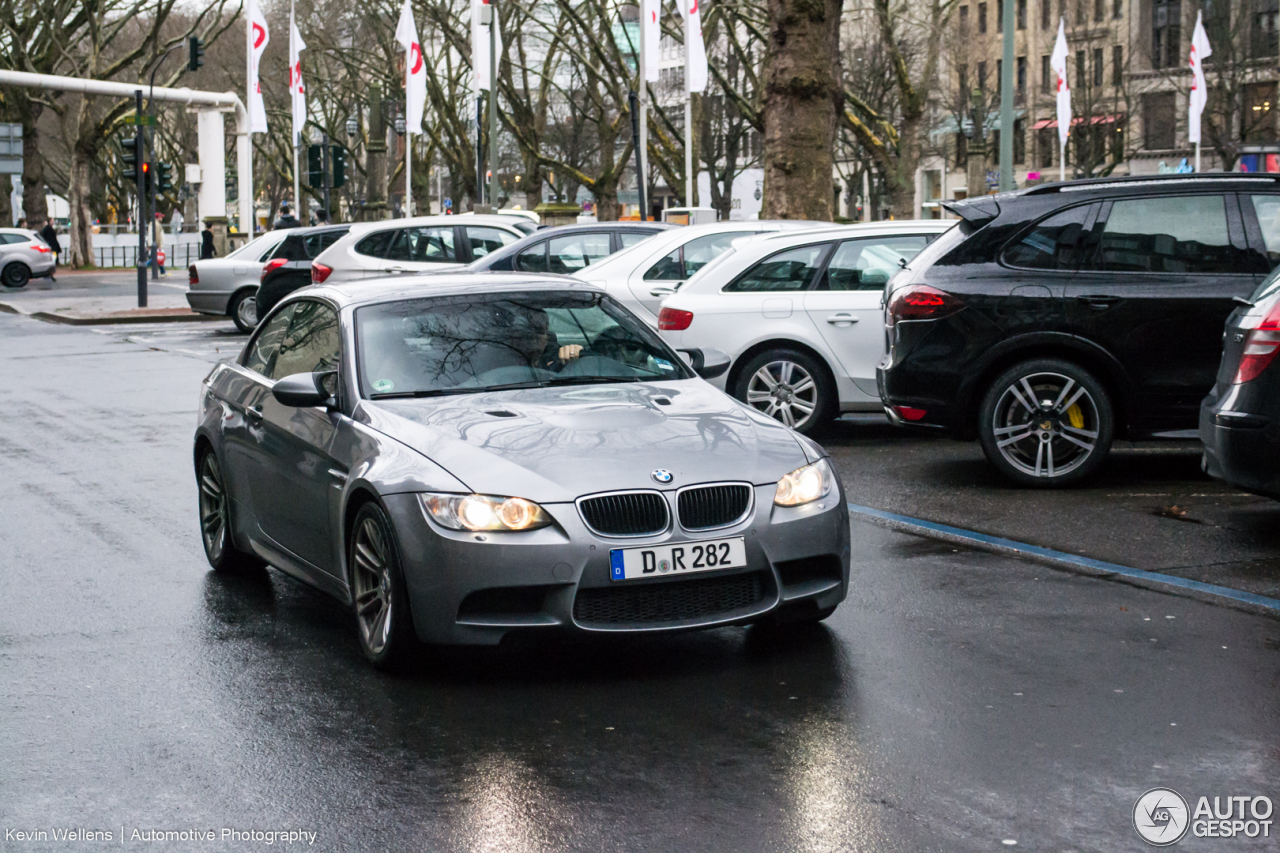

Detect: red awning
[1031, 114, 1124, 130]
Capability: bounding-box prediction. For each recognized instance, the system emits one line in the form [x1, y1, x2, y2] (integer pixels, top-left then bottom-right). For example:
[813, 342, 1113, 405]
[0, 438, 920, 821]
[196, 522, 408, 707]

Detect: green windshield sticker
[372, 379, 394, 393]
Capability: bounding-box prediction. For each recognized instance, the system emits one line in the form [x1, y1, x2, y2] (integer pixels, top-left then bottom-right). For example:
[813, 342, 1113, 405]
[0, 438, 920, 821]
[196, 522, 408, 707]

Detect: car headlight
[773, 459, 835, 507]
[420, 493, 552, 531]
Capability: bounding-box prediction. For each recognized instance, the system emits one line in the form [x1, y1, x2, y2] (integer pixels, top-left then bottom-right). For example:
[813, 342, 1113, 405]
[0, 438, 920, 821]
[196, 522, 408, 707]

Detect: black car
[255, 224, 351, 316]
[460, 222, 671, 273]
[878, 174, 1280, 486]
[1200, 267, 1280, 498]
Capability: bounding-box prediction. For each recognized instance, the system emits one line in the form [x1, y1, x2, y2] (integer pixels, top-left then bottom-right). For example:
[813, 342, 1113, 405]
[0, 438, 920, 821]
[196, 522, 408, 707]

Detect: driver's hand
[559, 344, 584, 361]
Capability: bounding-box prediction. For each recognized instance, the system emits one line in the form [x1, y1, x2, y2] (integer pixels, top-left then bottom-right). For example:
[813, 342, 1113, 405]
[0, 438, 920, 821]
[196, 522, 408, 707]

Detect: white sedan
[573, 220, 826, 323]
[657, 220, 955, 433]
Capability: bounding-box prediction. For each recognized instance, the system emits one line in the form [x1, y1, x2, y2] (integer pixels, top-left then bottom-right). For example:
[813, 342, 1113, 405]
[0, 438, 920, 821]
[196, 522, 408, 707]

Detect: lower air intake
[573, 572, 768, 627]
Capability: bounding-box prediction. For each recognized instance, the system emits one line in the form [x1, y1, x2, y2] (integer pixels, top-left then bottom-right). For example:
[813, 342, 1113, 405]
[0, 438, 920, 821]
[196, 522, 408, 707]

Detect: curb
[0, 303, 226, 325]
[847, 503, 1280, 620]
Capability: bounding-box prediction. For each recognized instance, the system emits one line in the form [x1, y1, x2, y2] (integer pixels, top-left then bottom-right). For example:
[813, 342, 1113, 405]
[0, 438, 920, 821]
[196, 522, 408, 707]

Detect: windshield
[356, 291, 695, 398]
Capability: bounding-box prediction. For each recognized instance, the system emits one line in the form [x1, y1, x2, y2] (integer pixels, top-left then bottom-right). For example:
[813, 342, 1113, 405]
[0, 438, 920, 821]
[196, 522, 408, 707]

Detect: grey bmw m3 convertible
[194, 274, 849, 668]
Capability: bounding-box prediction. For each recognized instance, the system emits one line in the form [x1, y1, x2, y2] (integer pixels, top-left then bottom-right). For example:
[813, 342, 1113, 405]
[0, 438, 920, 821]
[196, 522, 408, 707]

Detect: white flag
[396, 0, 426, 133]
[1189, 11, 1212, 144]
[471, 0, 502, 93]
[675, 0, 707, 93]
[1050, 18, 1071, 149]
[641, 0, 661, 83]
[289, 3, 306, 146]
[247, 0, 270, 134]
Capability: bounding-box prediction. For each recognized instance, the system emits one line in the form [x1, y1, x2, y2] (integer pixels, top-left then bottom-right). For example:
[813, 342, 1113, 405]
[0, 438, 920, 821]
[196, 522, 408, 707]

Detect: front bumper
[381, 483, 851, 645]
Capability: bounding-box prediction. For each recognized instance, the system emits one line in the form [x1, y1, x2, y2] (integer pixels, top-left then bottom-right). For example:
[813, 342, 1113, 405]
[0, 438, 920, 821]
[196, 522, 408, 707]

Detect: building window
[1041, 0, 1051, 29]
[979, 61, 988, 91]
[1112, 45, 1123, 86]
[1038, 127, 1055, 168]
[1042, 54, 1052, 92]
[1017, 56, 1027, 95]
[1076, 0, 1087, 24]
[1152, 0, 1181, 69]
[1076, 50, 1086, 87]
[958, 64, 969, 108]
[1093, 47, 1104, 86]
[998, 0, 1004, 31]
[979, 2, 988, 32]
[997, 59, 1003, 94]
[1113, 0, 1122, 19]
[1143, 91, 1176, 149]
[1018, 0, 1027, 29]
[959, 5, 970, 35]
[1253, 1, 1279, 60]
[1014, 117, 1027, 164]
[1095, 0, 1104, 20]
[1245, 82, 1278, 143]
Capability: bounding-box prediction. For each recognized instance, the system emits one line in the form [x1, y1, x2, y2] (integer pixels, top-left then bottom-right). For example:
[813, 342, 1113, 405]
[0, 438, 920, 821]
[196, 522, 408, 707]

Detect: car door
[803, 234, 933, 397]
[629, 230, 756, 317]
[1063, 193, 1259, 431]
[711, 242, 834, 346]
[351, 228, 400, 277]
[244, 299, 344, 577]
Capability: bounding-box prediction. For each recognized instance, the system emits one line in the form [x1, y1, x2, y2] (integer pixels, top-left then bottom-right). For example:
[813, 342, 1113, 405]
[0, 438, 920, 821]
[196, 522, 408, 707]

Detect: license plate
[609, 537, 747, 581]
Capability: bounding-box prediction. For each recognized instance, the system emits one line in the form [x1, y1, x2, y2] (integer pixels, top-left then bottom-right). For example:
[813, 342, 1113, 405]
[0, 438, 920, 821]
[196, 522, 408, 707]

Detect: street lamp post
[488, 0, 498, 211]
[394, 113, 408, 216]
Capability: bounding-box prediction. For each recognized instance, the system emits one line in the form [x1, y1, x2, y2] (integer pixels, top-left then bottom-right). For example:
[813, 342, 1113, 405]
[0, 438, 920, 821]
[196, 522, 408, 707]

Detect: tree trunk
[594, 184, 620, 221]
[761, 0, 844, 221]
[67, 143, 95, 268]
[883, 113, 923, 217]
[19, 104, 48, 225]
[0, 174, 11, 226]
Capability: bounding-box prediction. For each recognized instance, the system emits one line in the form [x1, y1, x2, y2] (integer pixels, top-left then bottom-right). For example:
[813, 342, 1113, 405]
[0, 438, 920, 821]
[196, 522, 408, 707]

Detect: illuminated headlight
[420, 494, 552, 531]
[773, 459, 835, 507]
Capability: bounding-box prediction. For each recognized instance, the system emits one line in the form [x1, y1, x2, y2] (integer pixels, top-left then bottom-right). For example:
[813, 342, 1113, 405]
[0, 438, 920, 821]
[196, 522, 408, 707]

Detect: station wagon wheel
[197, 448, 263, 572]
[228, 289, 258, 333]
[349, 502, 416, 669]
[733, 348, 836, 435]
[978, 359, 1114, 488]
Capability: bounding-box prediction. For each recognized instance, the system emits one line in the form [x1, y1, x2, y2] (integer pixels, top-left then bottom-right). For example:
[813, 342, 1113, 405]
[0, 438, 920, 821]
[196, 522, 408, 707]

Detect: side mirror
[272, 371, 336, 408]
[677, 347, 731, 380]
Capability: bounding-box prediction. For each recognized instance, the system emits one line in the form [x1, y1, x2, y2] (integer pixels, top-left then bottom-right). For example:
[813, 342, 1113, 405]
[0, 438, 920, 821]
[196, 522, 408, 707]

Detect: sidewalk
[0, 270, 226, 325]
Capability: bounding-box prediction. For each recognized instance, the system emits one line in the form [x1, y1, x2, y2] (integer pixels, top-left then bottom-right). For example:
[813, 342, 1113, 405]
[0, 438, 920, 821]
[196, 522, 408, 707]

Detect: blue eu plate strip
[847, 502, 1280, 614]
[609, 549, 625, 581]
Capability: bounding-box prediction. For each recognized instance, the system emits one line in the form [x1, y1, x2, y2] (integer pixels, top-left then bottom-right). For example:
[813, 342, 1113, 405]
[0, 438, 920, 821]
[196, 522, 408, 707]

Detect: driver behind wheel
[507, 308, 583, 371]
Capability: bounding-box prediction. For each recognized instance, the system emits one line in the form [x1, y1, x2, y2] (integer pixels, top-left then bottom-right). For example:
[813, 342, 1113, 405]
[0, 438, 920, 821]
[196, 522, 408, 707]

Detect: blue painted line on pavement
[846, 502, 1280, 613]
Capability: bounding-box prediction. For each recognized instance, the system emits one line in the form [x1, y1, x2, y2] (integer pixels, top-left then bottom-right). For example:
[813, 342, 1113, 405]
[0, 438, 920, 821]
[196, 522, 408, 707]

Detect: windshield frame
[353, 289, 697, 399]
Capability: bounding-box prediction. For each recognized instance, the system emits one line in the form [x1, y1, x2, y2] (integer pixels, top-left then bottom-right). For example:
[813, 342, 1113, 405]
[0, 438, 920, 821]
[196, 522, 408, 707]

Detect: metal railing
[93, 243, 201, 269]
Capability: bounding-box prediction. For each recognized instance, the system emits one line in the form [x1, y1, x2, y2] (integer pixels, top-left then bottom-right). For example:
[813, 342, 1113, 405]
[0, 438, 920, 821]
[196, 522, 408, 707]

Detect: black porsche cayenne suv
[877, 173, 1280, 487]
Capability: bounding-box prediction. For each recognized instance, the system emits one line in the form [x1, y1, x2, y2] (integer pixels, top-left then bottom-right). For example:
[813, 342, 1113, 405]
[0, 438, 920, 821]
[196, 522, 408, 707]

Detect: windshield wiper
[546, 376, 647, 386]
[368, 388, 490, 399]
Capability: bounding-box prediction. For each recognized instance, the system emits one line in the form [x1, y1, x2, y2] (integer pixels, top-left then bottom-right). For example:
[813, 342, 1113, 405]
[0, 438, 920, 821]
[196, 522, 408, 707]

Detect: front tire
[2, 262, 31, 289]
[977, 358, 1114, 487]
[197, 448, 265, 572]
[349, 502, 418, 670]
[228, 289, 259, 333]
[732, 348, 837, 435]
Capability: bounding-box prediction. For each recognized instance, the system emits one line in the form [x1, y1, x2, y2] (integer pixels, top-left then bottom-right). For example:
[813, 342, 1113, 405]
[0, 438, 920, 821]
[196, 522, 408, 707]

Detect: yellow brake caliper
[1066, 404, 1084, 429]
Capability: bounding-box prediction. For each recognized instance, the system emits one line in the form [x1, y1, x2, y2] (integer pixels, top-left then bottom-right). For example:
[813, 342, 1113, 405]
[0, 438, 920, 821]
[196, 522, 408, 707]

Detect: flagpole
[683, 12, 693, 208]
[638, 1, 649, 221]
[1195, 142, 1201, 173]
[405, 42, 413, 217]
[488, 1, 498, 212]
[1060, 143, 1065, 182]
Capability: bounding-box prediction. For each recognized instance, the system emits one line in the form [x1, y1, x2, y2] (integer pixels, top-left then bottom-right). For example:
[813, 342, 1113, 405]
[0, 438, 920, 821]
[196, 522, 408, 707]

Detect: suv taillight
[1234, 302, 1280, 384]
[658, 307, 693, 331]
[887, 285, 964, 326]
[188, 265, 199, 285]
[260, 257, 287, 281]
[311, 262, 332, 284]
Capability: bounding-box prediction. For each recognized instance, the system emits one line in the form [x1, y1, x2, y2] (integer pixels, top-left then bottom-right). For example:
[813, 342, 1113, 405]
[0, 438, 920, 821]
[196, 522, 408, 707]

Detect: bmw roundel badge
[651, 469, 674, 485]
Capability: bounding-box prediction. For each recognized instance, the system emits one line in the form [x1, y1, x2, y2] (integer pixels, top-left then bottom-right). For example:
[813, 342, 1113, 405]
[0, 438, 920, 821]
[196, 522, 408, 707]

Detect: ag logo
[651, 469, 674, 484]
[1134, 788, 1190, 846]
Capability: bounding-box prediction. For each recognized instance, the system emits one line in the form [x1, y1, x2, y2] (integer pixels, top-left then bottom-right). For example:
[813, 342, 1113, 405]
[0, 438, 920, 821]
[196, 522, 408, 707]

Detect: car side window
[643, 232, 751, 281]
[515, 241, 549, 272]
[303, 229, 347, 259]
[1097, 195, 1237, 273]
[467, 226, 517, 259]
[270, 301, 341, 381]
[243, 304, 297, 377]
[355, 230, 397, 259]
[1249, 195, 1280, 267]
[619, 231, 653, 249]
[1002, 206, 1092, 271]
[643, 246, 685, 280]
[724, 244, 830, 292]
[548, 233, 612, 273]
[821, 235, 930, 291]
[257, 241, 282, 262]
[398, 226, 456, 262]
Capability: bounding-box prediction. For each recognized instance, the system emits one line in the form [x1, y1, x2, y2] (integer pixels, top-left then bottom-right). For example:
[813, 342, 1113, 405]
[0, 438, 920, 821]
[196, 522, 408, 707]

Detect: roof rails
[1024, 172, 1280, 195]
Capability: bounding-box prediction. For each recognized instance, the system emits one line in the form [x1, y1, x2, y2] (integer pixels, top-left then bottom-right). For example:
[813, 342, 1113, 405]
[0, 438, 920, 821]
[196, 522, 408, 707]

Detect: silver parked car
[0, 228, 57, 288]
[186, 230, 290, 332]
[309, 215, 526, 286]
[194, 274, 849, 668]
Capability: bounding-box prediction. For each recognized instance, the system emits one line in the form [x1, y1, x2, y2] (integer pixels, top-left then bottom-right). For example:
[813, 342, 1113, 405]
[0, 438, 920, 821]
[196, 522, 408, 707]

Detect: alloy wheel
[745, 360, 818, 429]
[352, 516, 394, 656]
[991, 371, 1101, 479]
[198, 453, 228, 563]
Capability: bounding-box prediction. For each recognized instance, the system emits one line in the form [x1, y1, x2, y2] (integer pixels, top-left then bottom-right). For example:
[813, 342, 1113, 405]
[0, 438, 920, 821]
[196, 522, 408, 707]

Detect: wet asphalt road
[2, 314, 1278, 852]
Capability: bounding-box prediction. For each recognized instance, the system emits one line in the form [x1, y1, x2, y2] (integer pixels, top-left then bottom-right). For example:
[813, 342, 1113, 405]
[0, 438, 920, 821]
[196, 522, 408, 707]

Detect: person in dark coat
[39, 218, 60, 280]
[200, 222, 216, 259]
[272, 203, 301, 230]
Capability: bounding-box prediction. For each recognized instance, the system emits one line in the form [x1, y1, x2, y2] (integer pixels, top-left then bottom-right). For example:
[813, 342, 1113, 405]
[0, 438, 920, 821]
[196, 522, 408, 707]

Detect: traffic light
[140, 160, 152, 194]
[187, 37, 204, 72]
[331, 145, 346, 188]
[157, 163, 174, 194]
[307, 144, 323, 187]
[121, 136, 139, 183]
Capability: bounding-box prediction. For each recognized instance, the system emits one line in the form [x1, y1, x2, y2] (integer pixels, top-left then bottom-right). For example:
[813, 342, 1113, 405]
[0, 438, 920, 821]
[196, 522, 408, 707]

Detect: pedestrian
[170, 208, 184, 236]
[39, 218, 60, 281]
[16, 217, 26, 230]
[273, 203, 301, 230]
[313, 208, 328, 226]
[200, 221, 216, 259]
[151, 212, 166, 276]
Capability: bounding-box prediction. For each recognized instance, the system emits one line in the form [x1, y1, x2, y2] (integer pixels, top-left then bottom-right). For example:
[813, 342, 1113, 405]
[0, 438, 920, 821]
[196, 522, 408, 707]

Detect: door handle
[826, 313, 859, 324]
[1076, 294, 1121, 310]
[245, 405, 263, 422]
[385, 266, 406, 273]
